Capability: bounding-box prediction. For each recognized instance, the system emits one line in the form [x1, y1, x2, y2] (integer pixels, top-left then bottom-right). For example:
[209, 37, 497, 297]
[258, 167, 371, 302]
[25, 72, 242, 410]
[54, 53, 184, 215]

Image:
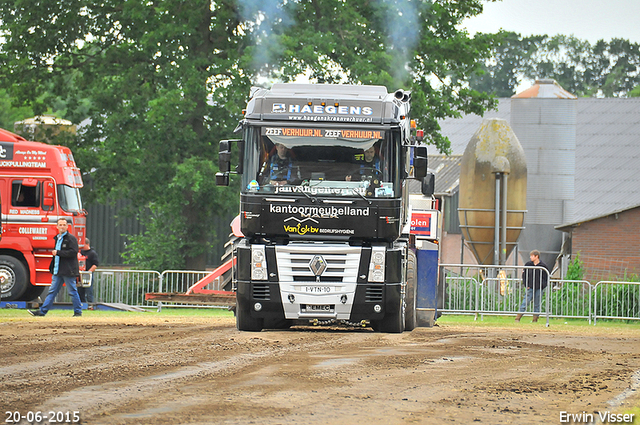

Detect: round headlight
[252, 269, 265, 280]
[372, 252, 385, 264]
[252, 250, 265, 262]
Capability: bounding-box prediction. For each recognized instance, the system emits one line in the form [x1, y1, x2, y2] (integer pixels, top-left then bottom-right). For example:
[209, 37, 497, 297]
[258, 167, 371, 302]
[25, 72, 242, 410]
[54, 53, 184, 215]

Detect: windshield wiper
[296, 182, 317, 203]
[352, 188, 372, 205]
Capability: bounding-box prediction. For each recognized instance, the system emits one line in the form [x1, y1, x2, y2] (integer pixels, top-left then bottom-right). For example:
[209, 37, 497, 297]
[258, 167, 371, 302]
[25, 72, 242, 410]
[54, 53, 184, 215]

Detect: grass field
[3, 306, 640, 330]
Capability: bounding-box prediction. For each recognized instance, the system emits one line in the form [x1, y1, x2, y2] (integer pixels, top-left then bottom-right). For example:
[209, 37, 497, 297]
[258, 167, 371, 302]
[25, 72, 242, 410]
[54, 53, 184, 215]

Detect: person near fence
[515, 250, 550, 323]
[29, 218, 82, 317]
[78, 238, 100, 309]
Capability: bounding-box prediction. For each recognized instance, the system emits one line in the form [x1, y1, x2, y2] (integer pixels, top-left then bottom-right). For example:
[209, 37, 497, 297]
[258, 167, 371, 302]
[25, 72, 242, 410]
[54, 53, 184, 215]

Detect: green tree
[0, 89, 35, 131]
[469, 31, 545, 97]
[470, 32, 640, 98]
[0, 0, 497, 269]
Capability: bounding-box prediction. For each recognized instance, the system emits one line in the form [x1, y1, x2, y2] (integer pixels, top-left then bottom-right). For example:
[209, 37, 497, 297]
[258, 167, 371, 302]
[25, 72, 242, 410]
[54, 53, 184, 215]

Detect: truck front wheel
[0, 255, 29, 301]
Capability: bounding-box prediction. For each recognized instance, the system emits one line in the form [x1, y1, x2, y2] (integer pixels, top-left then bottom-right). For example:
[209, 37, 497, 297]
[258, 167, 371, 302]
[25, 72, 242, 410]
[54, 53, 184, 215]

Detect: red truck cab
[0, 127, 86, 301]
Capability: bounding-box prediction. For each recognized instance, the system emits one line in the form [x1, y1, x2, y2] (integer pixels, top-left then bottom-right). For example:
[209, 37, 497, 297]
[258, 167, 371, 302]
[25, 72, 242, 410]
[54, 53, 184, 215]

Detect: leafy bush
[566, 252, 584, 281]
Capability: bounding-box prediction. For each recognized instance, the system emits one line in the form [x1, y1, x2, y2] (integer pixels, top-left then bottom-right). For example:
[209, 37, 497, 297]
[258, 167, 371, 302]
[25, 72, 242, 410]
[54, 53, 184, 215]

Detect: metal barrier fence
[440, 263, 639, 325]
[51, 266, 640, 323]
[440, 263, 552, 325]
[54, 269, 227, 308]
[55, 270, 161, 308]
[593, 281, 640, 325]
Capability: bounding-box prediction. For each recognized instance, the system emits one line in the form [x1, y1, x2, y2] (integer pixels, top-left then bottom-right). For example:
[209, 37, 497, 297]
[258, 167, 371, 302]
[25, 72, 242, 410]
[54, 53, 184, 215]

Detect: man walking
[29, 218, 82, 317]
[515, 250, 550, 323]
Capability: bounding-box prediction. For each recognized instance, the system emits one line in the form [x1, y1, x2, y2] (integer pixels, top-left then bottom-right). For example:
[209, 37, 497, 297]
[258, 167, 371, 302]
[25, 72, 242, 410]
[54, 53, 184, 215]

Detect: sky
[462, 0, 640, 44]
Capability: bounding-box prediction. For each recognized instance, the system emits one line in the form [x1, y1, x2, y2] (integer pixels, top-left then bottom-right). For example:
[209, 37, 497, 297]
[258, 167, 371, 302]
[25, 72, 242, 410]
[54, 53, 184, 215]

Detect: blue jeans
[519, 287, 544, 314]
[40, 275, 82, 315]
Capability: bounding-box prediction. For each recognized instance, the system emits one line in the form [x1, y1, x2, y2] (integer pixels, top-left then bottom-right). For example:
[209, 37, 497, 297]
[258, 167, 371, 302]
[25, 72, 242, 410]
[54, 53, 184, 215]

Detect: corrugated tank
[511, 79, 577, 266]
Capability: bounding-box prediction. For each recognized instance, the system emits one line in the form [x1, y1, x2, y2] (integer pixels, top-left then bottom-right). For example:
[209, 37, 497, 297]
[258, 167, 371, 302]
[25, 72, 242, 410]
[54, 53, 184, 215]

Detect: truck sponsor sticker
[275, 185, 366, 196]
[272, 104, 374, 116]
[282, 221, 355, 236]
[283, 223, 319, 235]
[270, 204, 369, 218]
[0, 146, 48, 167]
[18, 227, 48, 235]
[262, 127, 383, 139]
[0, 160, 47, 168]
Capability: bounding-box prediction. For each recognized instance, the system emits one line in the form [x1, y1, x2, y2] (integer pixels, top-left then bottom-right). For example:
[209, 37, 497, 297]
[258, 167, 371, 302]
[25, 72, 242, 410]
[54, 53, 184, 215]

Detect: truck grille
[275, 243, 361, 284]
[365, 286, 384, 302]
[252, 284, 270, 300]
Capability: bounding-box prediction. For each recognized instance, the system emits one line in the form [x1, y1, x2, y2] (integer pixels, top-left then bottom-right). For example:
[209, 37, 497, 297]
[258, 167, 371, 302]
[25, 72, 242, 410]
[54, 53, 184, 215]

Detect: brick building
[557, 205, 640, 282]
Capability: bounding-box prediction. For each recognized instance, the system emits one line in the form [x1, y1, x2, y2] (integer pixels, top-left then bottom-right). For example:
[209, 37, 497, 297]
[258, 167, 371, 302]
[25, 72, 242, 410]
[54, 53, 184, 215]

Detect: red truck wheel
[0, 255, 29, 301]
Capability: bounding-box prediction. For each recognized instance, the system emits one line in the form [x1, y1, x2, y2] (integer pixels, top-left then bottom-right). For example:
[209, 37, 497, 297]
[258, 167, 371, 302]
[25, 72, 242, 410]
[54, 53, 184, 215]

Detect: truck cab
[218, 84, 427, 332]
[0, 128, 86, 301]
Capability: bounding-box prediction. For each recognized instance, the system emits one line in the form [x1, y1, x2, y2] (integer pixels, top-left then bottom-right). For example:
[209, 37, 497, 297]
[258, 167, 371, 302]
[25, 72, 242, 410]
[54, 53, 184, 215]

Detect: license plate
[304, 286, 331, 293]
[302, 304, 335, 313]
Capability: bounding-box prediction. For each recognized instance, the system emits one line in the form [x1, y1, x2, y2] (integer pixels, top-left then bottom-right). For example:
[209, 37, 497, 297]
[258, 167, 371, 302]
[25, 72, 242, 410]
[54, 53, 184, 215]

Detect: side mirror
[218, 140, 231, 173]
[421, 173, 435, 196]
[216, 172, 229, 186]
[219, 151, 231, 172]
[413, 146, 428, 179]
[43, 181, 55, 211]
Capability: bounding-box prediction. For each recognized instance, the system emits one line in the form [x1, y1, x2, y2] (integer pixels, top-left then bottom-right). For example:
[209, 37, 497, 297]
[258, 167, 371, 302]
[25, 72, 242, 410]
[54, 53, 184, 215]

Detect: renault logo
[309, 255, 327, 276]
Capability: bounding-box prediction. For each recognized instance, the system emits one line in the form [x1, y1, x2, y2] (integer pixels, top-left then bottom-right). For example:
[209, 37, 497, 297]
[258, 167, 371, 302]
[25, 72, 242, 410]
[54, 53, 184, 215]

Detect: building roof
[408, 155, 462, 196]
[435, 97, 640, 226]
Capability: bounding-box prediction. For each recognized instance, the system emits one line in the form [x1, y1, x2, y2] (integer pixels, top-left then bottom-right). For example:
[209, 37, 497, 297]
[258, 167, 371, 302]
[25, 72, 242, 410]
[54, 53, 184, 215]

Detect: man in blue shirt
[346, 146, 381, 182]
[265, 143, 300, 186]
[29, 218, 82, 317]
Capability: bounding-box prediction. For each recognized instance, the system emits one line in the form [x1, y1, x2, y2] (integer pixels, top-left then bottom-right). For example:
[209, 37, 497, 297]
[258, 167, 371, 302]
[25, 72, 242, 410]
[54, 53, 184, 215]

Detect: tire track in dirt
[13, 331, 356, 424]
[4, 319, 640, 424]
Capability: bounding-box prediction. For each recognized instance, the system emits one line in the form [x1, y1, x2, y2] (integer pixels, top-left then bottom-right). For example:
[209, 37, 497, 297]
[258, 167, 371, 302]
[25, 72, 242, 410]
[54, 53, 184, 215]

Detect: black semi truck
[217, 83, 428, 332]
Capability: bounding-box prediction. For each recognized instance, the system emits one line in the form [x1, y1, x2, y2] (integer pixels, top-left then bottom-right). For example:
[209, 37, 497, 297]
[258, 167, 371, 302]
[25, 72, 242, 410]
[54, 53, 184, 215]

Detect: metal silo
[458, 118, 527, 266]
[510, 79, 577, 267]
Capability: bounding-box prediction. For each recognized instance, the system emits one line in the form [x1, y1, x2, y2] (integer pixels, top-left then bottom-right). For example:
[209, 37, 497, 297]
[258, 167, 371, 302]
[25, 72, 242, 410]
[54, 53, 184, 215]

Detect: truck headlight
[368, 247, 386, 282]
[251, 245, 268, 281]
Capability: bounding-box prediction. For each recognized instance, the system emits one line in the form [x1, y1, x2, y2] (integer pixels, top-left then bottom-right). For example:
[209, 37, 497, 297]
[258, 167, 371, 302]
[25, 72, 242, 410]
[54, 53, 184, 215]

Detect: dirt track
[2, 314, 640, 425]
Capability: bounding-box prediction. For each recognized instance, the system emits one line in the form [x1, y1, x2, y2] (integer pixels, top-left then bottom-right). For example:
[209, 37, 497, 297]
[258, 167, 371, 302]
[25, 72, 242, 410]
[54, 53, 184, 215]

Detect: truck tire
[0, 255, 29, 301]
[236, 301, 263, 332]
[404, 250, 417, 331]
[20, 284, 46, 302]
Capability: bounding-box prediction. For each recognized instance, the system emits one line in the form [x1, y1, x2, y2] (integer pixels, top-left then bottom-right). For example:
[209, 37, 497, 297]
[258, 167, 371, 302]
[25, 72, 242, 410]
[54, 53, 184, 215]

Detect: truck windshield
[58, 185, 83, 212]
[244, 125, 397, 198]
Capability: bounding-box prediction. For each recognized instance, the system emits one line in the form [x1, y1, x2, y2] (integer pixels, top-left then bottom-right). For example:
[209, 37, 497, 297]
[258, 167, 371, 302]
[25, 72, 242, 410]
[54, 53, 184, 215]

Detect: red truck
[0, 127, 86, 301]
